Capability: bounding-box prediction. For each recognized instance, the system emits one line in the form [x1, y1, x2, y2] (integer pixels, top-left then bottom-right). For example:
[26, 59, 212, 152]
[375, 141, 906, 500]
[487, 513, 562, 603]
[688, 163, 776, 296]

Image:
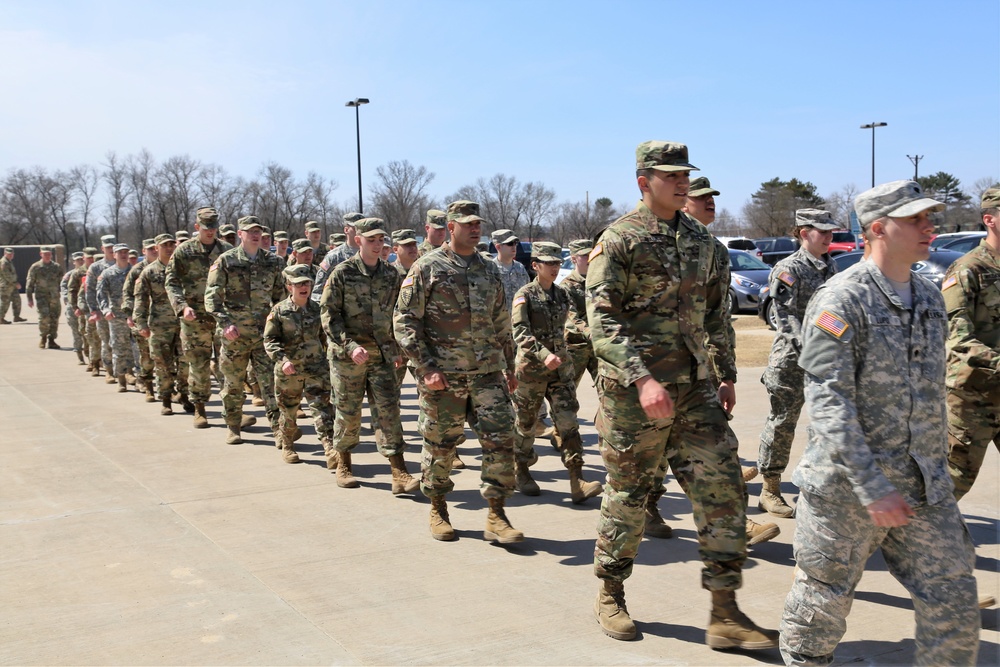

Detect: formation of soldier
[5, 147, 996, 663]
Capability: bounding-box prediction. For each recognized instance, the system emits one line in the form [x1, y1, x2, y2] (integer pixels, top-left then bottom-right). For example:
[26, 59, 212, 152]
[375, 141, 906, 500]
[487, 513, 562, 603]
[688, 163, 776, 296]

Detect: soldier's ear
[637, 175, 650, 194]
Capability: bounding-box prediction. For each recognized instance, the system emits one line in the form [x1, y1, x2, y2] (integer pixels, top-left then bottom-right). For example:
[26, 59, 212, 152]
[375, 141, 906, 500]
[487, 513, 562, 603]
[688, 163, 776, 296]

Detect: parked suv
[715, 236, 764, 260]
[754, 237, 798, 266]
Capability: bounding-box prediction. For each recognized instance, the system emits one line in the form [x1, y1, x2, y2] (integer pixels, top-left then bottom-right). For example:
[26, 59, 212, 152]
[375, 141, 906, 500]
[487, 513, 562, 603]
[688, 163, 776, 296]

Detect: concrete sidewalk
[0, 313, 996, 666]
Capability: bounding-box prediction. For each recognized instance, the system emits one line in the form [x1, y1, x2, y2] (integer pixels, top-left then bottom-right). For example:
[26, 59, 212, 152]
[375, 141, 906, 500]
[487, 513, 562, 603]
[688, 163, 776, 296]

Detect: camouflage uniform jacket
[26, 260, 62, 299]
[493, 257, 530, 312]
[67, 265, 88, 312]
[393, 245, 515, 377]
[511, 279, 574, 382]
[795, 261, 952, 508]
[560, 269, 590, 350]
[264, 297, 327, 369]
[586, 202, 735, 386]
[391, 259, 411, 278]
[767, 245, 837, 365]
[60, 269, 74, 305]
[204, 245, 285, 330]
[417, 240, 440, 257]
[133, 259, 175, 331]
[321, 254, 402, 363]
[96, 264, 131, 317]
[121, 259, 149, 316]
[84, 257, 111, 311]
[164, 238, 233, 317]
[311, 241, 330, 268]
[312, 242, 358, 297]
[0, 256, 18, 288]
[942, 240, 1000, 393]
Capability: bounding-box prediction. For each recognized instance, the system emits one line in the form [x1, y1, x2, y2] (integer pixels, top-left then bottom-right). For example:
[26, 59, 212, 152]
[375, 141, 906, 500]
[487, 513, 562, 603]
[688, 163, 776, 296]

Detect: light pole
[345, 97, 370, 212]
[860, 122, 887, 187]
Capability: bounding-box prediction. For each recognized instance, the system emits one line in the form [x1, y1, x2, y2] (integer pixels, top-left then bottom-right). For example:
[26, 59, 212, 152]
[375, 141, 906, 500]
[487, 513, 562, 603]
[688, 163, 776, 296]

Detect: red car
[828, 230, 864, 255]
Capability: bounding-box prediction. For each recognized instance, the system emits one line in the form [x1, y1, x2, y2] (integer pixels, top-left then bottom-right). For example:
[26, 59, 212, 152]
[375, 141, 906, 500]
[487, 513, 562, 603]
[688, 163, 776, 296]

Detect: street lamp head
[345, 97, 370, 107]
[860, 122, 888, 129]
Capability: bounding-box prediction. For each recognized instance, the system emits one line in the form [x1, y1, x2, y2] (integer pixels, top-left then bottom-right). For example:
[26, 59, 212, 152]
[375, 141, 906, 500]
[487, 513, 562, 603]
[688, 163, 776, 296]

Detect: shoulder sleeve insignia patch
[209, 263, 219, 273]
[814, 310, 849, 338]
[512, 295, 526, 307]
[778, 271, 796, 286]
[588, 243, 603, 261]
[941, 275, 958, 291]
[401, 275, 414, 288]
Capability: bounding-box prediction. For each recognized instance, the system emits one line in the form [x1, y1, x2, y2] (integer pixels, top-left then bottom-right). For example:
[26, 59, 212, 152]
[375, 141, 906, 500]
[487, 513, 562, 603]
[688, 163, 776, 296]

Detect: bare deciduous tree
[368, 160, 435, 231]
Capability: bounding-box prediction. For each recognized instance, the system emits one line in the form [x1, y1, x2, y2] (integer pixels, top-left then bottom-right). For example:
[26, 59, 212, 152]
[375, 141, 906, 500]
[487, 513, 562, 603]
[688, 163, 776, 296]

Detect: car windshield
[831, 232, 854, 243]
[729, 251, 770, 271]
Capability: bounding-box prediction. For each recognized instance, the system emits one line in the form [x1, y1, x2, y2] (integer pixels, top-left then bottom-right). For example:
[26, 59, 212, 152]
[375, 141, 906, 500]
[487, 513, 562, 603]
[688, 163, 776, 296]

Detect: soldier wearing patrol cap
[60, 252, 86, 362]
[779, 180, 978, 665]
[290, 239, 315, 275]
[85, 234, 117, 375]
[25, 246, 63, 349]
[561, 239, 598, 388]
[510, 241, 602, 504]
[175, 230, 190, 243]
[329, 232, 347, 249]
[0, 246, 26, 324]
[205, 215, 286, 445]
[96, 243, 135, 390]
[69, 248, 97, 368]
[122, 238, 161, 399]
[588, 141, 775, 647]
[756, 209, 838, 518]
[219, 224, 237, 246]
[390, 229, 419, 277]
[394, 200, 524, 544]
[273, 231, 291, 264]
[303, 221, 329, 266]
[418, 209, 448, 256]
[165, 206, 233, 427]
[312, 212, 364, 293]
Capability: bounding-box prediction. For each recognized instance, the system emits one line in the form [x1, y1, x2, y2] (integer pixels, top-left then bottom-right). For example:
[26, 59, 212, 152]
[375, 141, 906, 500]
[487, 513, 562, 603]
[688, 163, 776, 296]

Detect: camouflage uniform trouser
[96, 317, 111, 366]
[275, 361, 334, 445]
[64, 304, 82, 351]
[779, 490, 978, 666]
[946, 385, 1000, 500]
[179, 315, 217, 403]
[0, 285, 21, 319]
[594, 377, 745, 590]
[35, 293, 60, 338]
[567, 342, 598, 389]
[85, 315, 103, 365]
[134, 332, 153, 384]
[513, 370, 584, 468]
[417, 370, 516, 500]
[149, 323, 186, 400]
[331, 357, 403, 456]
[757, 362, 805, 478]
[219, 323, 278, 428]
[107, 316, 132, 376]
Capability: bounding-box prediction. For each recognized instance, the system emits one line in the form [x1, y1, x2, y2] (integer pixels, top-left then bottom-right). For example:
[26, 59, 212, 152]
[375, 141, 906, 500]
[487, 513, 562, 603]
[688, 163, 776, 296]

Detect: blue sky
[1, 0, 997, 220]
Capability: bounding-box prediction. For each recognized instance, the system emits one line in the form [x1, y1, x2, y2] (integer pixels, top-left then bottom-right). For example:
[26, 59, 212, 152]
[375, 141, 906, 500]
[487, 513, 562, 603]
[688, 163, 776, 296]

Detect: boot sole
[706, 634, 778, 651]
[431, 530, 456, 541]
[483, 530, 524, 544]
[747, 525, 781, 546]
[757, 502, 794, 518]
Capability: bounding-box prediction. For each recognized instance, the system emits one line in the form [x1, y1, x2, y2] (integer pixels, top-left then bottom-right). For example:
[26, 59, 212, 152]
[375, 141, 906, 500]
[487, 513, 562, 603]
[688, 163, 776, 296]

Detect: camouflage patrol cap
[688, 176, 720, 197]
[142, 238, 156, 249]
[3, 247, 12, 254]
[219, 224, 236, 236]
[154, 233, 175, 245]
[82, 246, 99, 256]
[795, 209, 838, 231]
[273, 230, 289, 241]
[425, 209, 448, 228]
[100, 234, 116, 247]
[447, 201, 485, 224]
[568, 239, 594, 256]
[175, 230, 190, 241]
[304, 221, 321, 233]
[491, 229, 518, 245]
[391, 229, 417, 245]
[237, 215, 263, 231]
[128, 249, 139, 258]
[477, 241, 489, 252]
[854, 180, 945, 227]
[40, 246, 54, 253]
[112, 243, 129, 253]
[71, 252, 84, 260]
[356, 218, 387, 237]
[330, 232, 347, 243]
[196, 207, 220, 228]
[283, 263, 313, 284]
[636, 141, 699, 173]
[981, 186, 1000, 210]
[260, 226, 271, 237]
[292, 238, 311, 252]
[342, 212, 364, 225]
[531, 241, 563, 262]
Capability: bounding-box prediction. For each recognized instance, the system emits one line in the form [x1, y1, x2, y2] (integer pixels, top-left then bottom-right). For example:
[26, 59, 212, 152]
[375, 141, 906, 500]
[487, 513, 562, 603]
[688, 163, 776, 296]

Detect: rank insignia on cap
[512, 295, 526, 307]
[941, 275, 958, 291]
[815, 310, 849, 338]
[401, 275, 414, 288]
[589, 243, 604, 261]
[778, 271, 796, 286]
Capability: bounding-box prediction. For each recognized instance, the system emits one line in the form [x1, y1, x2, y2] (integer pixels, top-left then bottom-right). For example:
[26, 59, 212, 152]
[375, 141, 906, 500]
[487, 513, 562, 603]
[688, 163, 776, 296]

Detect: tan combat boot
[90, 361, 101, 377]
[38, 335, 46, 349]
[105, 363, 117, 384]
[239, 413, 257, 429]
[76, 349, 86, 365]
[451, 450, 466, 469]
[47, 336, 61, 349]
[515, 461, 540, 496]
[429, 496, 455, 541]
[569, 465, 603, 504]
[746, 516, 780, 546]
[758, 476, 794, 518]
[117, 374, 128, 393]
[742, 466, 759, 482]
[161, 396, 173, 416]
[644, 496, 673, 539]
[484, 497, 524, 543]
[534, 418, 555, 439]
[594, 579, 636, 640]
[193, 403, 209, 429]
[144, 385, 156, 403]
[225, 425, 243, 445]
[280, 432, 300, 464]
[706, 590, 778, 650]
[125, 371, 136, 386]
[981, 594, 996, 609]
[250, 382, 265, 407]
[388, 454, 420, 495]
[336, 450, 360, 488]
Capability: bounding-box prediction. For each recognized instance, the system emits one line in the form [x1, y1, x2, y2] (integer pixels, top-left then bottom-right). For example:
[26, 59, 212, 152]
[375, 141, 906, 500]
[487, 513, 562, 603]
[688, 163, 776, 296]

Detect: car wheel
[728, 289, 739, 314]
[766, 299, 778, 330]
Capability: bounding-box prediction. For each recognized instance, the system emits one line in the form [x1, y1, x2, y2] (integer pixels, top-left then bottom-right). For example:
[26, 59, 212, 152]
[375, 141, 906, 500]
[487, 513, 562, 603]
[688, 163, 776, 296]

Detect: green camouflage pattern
[60, 269, 83, 351]
[26, 259, 63, 338]
[0, 255, 21, 320]
[416, 240, 440, 257]
[123, 259, 152, 383]
[634, 140, 698, 172]
[134, 259, 186, 399]
[312, 242, 358, 297]
[560, 269, 598, 386]
[981, 186, 1000, 209]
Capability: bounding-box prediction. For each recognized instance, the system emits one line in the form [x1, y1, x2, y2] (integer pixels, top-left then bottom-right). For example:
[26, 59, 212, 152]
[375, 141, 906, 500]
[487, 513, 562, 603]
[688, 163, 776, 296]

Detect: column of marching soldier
[8, 141, 997, 664]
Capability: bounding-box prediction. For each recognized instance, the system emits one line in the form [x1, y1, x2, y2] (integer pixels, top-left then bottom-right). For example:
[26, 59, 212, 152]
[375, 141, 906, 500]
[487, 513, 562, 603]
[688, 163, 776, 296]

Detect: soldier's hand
[74, 308, 81, 317]
[544, 354, 562, 370]
[223, 325, 239, 341]
[88, 312, 99, 323]
[866, 492, 915, 527]
[282, 361, 297, 376]
[636, 375, 674, 420]
[718, 380, 736, 414]
[182, 306, 197, 322]
[423, 371, 447, 391]
[139, 328, 150, 338]
[27, 299, 34, 308]
[393, 356, 404, 369]
[126, 317, 135, 328]
[105, 312, 114, 321]
[505, 370, 518, 393]
[351, 347, 369, 365]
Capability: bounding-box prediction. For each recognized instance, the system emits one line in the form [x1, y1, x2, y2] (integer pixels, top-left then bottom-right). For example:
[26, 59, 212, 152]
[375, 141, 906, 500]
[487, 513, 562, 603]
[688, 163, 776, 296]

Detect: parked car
[931, 231, 984, 249]
[728, 249, 771, 313]
[828, 230, 864, 255]
[832, 248, 965, 288]
[716, 236, 763, 260]
[937, 231, 986, 254]
[754, 237, 798, 266]
[555, 255, 574, 284]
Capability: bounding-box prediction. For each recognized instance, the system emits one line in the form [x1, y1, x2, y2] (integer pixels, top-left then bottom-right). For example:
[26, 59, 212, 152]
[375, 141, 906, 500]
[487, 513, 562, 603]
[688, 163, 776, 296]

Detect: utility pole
[907, 155, 923, 181]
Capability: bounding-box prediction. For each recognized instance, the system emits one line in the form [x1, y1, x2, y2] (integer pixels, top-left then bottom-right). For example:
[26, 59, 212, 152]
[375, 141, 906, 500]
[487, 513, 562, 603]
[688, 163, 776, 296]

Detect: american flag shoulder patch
[401, 275, 414, 288]
[815, 310, 849, 338]
[209, 263, 219, 272]
[778, 271, 796, 286]
[512, 295, 526, 307]
[941, 275, 958, 291]
[588, 243, 603, 261]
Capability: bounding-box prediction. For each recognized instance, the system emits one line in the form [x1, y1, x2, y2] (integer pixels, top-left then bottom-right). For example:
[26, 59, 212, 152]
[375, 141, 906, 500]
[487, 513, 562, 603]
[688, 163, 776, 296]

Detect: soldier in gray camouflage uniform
[96, 244, 135, 391]
[61, 252, 86, 362]
[491, 229, 530, 312]
[779, 180, 978, 666]
[205, 215, 285, 445]
[417, 209, 447, 257]
[588, 141, 775, 648]
[394, 200, 524, 544]
[26, 246, 64, 349]
[0, 247, 26, 324]
[68, 248, 97, 365]
[123, 239, 159, 399]
[757, 209, 839, 517]
[312, 212, 364, 294]
[321, 218, 417, 493]
[86, 236, 117, 375]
